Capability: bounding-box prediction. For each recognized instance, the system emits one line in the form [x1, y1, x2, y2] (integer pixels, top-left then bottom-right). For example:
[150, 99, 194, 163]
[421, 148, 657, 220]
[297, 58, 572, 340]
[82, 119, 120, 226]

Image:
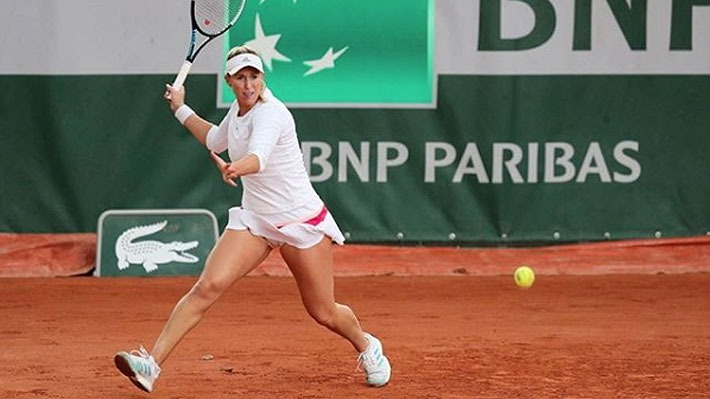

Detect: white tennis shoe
[114, 346, 161, 393]
[357, 333, 391, 387]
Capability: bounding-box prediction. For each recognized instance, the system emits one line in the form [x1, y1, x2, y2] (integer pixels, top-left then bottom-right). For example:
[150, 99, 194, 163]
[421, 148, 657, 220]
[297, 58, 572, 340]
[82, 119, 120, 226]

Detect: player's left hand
[209, 151, 238, 187]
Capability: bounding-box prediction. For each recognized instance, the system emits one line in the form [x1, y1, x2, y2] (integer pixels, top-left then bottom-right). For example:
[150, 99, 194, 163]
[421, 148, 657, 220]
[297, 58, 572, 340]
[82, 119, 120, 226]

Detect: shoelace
[356, 348, 377, 372]
[130, 346, 160, 375]
[130, 346, 151, 359]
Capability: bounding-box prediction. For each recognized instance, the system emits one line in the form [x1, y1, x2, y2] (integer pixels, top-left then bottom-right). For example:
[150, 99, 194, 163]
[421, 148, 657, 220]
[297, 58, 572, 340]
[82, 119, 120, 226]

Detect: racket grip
[172, 61, 193, 90]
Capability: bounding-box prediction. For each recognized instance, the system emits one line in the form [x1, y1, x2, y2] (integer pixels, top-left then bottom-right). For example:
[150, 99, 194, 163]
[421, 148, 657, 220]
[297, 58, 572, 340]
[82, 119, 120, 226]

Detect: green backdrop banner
[1, 74, 708, 243]
[1, 0, 709, 244]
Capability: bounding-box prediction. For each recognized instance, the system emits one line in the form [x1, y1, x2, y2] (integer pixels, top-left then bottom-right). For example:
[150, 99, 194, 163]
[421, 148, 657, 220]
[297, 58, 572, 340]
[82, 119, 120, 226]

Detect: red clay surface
[2, 273, 709, 398]
[2, 234, 710, 277]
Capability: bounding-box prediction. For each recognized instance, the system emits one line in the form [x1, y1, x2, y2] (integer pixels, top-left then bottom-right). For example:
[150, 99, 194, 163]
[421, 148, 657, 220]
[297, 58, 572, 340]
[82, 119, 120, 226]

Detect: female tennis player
[113, 45, 391, 393]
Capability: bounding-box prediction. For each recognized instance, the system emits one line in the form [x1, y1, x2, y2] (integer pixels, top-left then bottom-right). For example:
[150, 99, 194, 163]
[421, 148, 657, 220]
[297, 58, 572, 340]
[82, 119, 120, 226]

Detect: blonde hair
[226, 45, 267, 102]
[226, 45, 260, 61]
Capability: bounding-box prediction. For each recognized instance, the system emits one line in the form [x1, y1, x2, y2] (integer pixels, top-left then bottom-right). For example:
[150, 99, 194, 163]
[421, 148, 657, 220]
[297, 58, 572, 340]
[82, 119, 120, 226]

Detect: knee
[189, 278, 226, 303]
[307, 304, 338, 329]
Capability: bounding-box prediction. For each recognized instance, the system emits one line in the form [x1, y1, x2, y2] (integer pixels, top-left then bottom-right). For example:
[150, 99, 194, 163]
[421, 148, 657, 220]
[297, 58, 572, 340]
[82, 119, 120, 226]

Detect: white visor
[226, 53, 264, 75]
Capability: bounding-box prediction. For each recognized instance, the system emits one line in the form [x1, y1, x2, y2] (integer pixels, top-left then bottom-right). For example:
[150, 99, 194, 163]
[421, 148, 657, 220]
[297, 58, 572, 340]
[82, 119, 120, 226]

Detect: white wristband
[174, 104, 195, 125]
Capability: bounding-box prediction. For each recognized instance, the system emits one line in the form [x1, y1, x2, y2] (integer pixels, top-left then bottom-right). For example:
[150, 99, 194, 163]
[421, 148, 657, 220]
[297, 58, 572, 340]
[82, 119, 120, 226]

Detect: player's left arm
[224, 154, 260, 180]
[243, 105, 283, 173]
[221, 108, 281, 180]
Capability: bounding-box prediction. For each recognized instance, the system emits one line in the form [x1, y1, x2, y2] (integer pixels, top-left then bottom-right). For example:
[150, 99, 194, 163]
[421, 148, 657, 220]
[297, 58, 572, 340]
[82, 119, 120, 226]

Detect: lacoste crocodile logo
[115, 220, 199, 273]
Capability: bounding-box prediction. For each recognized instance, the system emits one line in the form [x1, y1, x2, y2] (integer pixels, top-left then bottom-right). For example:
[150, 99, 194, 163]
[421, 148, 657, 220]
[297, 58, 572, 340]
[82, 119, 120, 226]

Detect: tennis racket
[173, 0, 247, 89]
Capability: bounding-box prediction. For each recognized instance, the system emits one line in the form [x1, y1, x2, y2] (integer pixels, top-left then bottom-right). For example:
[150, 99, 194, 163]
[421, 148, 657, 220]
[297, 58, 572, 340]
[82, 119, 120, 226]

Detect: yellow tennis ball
[514, 266, 535, 289]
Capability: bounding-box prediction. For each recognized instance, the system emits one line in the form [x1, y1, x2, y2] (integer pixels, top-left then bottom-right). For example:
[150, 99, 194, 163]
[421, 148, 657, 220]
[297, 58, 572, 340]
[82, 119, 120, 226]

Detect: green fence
[2, 74, 708, 243]
[1, 0, 708, 244]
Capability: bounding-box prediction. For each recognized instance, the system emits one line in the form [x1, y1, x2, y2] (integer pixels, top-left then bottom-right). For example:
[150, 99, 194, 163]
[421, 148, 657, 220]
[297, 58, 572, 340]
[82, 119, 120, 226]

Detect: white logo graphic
[115, 221, 199, 273]
[245, 14, 293, 71]
[244, 13, 349, 77]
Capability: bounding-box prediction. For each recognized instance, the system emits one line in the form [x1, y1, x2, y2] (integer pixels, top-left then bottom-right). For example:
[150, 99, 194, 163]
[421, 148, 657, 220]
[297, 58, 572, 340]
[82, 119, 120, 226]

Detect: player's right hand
[164, 84, 186, 113]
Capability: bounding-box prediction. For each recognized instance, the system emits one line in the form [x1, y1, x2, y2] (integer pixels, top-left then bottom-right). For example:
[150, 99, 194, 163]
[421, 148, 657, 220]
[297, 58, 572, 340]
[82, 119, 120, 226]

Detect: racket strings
[195, 0, 245, 35]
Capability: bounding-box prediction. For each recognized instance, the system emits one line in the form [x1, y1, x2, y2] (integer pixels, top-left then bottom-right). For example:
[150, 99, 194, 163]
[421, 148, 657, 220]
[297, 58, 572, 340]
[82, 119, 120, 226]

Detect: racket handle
[172, 61, 193, 90]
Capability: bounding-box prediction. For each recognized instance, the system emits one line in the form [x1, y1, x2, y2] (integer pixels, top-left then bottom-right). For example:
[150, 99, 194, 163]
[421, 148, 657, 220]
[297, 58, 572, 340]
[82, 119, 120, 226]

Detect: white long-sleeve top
[205, 89, 322, 215]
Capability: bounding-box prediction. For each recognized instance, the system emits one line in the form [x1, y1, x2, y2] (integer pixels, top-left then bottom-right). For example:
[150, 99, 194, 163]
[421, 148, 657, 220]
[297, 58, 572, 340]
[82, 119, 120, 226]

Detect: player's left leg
[281, 237, 391, 386]
[281, 237, 366, 349]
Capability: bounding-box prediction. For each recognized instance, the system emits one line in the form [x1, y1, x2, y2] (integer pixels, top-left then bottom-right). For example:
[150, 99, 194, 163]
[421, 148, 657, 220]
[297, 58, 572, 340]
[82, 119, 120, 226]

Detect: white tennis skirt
[225, 204, 345, 249]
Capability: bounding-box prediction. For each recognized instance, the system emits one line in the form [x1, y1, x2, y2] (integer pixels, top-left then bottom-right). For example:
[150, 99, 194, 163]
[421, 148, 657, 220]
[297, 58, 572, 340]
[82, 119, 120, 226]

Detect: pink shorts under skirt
[225, 206, 346, 249]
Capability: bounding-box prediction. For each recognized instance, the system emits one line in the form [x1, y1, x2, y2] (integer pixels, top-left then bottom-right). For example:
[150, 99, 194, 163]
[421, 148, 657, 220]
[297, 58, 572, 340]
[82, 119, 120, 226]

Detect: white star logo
[244, 14, 291, 71]
[260, 0, 298, 4]
[303, 46, 349, 76]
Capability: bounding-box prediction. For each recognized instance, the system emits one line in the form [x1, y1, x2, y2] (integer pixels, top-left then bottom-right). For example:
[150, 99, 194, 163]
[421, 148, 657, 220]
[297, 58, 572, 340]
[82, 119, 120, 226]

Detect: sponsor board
[95, 209, 218, 277]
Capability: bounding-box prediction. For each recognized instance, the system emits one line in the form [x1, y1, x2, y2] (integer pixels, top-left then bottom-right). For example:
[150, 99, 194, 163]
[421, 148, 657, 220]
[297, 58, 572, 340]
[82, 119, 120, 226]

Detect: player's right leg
[115, 229, 271, 392]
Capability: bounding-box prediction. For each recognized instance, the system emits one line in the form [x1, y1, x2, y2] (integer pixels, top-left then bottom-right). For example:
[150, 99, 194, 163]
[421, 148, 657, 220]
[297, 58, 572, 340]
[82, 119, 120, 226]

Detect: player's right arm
[163, 83, 225, 149]
[181, 114, 215, 147]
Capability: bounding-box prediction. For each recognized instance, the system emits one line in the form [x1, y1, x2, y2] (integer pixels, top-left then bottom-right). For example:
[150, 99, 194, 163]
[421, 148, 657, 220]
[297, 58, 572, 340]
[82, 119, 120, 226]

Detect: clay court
[3, 1, 709, 398]
[2, 237, 710, 398]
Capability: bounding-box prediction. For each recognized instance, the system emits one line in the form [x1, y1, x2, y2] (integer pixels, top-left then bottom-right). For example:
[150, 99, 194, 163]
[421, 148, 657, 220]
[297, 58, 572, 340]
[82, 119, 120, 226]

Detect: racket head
[193, 0, 247, 36]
